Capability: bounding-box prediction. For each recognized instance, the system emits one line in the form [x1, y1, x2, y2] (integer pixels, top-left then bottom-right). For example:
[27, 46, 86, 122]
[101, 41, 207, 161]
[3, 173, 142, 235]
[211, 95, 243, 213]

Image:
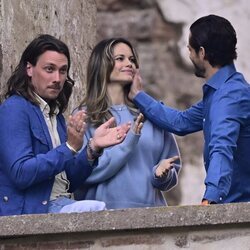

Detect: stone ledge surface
[1, 202, 250, 238]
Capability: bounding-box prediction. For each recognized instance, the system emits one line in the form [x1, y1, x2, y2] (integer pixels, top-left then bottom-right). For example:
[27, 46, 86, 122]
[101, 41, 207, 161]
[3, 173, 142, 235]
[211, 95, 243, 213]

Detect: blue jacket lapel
[31, 104, 53, 150]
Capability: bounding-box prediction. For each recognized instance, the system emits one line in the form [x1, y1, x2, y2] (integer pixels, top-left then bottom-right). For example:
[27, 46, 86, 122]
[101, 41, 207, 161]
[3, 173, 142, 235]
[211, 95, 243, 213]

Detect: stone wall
[0, 0, 248, 206]
[0, 0, 96, 114]
[96, 0, 250, 205]
[1, 203, 250, 249]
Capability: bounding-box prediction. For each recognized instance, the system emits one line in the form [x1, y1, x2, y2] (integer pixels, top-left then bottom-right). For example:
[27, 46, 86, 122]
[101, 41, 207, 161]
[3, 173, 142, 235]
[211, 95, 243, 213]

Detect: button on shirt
[133, 64, 250, 203]
[35, 94, 71, 200]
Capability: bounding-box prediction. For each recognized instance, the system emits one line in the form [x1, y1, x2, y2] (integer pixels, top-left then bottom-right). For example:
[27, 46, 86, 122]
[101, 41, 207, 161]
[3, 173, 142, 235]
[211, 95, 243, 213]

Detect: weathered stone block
[0, 0, 96, 114]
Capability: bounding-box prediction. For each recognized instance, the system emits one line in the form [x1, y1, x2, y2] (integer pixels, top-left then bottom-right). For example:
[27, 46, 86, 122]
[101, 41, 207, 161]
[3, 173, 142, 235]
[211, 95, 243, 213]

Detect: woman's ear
[26, 62, 32, 77]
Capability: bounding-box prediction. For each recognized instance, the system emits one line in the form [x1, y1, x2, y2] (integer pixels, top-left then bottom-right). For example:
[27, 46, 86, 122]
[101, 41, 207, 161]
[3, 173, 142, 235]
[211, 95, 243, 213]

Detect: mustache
[48, 83, 61, 89]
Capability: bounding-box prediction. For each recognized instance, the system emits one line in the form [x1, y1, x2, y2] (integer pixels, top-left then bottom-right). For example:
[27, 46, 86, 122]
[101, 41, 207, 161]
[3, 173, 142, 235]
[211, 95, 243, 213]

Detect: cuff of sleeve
[203, 186, 225, 204]
[123, 129, 140, 146]
[66, 142, 78, 155]
[134, 92, 157, 111]
[58, 143, 77, 159]
[152, 164, 172, 182]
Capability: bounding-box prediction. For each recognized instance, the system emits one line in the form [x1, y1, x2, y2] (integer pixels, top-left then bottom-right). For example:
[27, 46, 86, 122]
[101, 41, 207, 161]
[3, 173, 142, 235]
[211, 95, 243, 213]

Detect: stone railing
[1, 202, 250, 249]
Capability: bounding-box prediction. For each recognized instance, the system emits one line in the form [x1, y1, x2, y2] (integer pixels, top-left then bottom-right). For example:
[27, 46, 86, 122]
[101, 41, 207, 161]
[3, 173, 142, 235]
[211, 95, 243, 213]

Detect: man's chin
[44, 94, 60, 102]
[194, 71, 205, 78]
[195, 73, 205, 78]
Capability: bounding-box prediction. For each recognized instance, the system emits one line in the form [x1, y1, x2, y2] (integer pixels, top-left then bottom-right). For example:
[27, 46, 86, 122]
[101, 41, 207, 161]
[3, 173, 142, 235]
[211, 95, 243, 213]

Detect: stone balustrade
[1, 203, 250, 249]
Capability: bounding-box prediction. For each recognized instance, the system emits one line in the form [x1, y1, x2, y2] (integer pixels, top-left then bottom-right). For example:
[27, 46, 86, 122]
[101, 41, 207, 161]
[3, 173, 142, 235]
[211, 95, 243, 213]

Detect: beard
[192, 61, 206, 78]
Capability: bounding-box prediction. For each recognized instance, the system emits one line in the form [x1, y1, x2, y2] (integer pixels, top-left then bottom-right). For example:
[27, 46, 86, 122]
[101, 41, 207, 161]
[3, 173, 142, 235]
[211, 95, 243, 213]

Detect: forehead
[36, 50, 68, 66]
[113, 43, 133, 55]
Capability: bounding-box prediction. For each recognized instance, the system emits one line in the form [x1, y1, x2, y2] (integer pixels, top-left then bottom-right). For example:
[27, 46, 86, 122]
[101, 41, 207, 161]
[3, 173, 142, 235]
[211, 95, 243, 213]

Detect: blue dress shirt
[134, 64, 250, 203]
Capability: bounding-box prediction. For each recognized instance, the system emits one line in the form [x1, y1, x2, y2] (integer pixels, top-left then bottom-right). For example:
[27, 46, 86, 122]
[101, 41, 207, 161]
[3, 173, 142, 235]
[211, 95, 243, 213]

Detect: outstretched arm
[129, 71, 203, 135]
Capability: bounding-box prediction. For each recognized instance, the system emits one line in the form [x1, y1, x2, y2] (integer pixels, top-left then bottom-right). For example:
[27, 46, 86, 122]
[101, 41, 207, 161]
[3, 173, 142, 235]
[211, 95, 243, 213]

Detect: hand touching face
[128, 70, 143, 100]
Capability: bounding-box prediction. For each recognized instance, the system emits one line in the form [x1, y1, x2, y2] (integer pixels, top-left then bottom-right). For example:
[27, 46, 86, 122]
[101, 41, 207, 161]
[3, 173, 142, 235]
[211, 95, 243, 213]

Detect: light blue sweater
[76, 105, 181, 209]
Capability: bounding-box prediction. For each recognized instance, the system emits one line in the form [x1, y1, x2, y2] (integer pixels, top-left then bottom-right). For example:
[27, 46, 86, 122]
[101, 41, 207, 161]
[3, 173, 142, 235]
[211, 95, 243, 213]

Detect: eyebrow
[44, 63, 68, 68]
[114, 54, 134, 58]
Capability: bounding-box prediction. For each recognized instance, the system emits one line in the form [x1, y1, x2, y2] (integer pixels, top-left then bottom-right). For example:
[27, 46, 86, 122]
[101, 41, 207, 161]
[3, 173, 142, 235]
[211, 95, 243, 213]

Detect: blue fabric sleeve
[151, 133, 181, 191]
[0, 98, 92, 190]
[134, 92, 203, 135]
[65, 147, 93, 192]
[203, 87, 243, 203]
[84, 129, 140, 184]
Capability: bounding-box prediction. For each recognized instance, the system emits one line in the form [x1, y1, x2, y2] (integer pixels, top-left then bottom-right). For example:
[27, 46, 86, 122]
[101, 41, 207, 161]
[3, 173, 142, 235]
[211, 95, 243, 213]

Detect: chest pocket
[31, 127, 50, 153]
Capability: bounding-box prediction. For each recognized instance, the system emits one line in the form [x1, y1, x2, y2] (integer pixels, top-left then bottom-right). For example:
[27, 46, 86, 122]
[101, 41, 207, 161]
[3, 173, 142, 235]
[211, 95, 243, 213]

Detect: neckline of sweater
[111, 104, 127, 111]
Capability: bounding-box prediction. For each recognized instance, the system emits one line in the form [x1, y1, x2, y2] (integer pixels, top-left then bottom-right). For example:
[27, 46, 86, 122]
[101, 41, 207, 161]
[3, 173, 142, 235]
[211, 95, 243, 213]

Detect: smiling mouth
[122, 70, 134, 75]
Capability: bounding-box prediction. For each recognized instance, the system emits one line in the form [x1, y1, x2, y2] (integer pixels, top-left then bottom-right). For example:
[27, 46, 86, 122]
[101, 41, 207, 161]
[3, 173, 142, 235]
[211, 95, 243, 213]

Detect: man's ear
[26, 62, 33, 77]
[199, 46, 206, 59]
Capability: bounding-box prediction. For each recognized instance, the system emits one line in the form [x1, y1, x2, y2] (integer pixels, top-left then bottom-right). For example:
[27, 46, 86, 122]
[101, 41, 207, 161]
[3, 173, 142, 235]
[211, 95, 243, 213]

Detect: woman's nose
[125, 58, 132, 67]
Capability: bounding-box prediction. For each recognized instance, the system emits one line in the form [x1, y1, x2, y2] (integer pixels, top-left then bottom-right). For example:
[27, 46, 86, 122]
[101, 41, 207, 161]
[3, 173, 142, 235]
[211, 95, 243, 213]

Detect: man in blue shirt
[128, 14, 250, 205]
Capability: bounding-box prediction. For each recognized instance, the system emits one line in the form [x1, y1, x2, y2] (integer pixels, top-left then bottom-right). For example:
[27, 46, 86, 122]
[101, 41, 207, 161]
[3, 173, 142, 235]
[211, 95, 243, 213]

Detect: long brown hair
[4, 34, 74, 114]
[79, 37, 139, 127]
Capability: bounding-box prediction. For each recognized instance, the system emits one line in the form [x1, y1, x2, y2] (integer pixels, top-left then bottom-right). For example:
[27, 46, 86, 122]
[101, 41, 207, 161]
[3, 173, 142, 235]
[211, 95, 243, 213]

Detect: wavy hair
[79, 38, 139, 127]
[4, 34, 74, 114]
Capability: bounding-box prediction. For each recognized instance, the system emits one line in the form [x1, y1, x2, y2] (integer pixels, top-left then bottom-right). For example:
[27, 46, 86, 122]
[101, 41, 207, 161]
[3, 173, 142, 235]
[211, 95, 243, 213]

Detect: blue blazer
[0, 95, 92, 216]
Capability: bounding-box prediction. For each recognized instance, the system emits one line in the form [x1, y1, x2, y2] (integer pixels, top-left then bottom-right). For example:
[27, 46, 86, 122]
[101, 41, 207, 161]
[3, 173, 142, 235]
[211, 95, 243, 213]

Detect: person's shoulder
[213, 85, 250, 113]
[218, 74, 250, 97]
[1, 95, 32, 112]
[4, 95, 28, 104]
[71, 105, 86, 115]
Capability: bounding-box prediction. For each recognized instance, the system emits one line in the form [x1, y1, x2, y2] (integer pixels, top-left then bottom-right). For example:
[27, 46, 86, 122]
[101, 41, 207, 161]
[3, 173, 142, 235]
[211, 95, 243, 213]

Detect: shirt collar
[205, 63, 236, 90]
[33, 93, 59, 116]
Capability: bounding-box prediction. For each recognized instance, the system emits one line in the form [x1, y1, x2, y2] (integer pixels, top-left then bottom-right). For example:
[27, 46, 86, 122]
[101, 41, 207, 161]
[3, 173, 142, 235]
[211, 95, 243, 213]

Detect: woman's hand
[133, 113, 144, 134]
[91, 117, 131, 152]
[155, 156, 180, 178]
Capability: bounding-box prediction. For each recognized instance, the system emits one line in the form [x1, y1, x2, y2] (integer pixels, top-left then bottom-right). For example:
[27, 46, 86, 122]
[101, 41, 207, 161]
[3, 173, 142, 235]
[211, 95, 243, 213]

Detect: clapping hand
[133, 113, 144, 134]
[67, 110, 87, 151]
[90, 117, 131, 152]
